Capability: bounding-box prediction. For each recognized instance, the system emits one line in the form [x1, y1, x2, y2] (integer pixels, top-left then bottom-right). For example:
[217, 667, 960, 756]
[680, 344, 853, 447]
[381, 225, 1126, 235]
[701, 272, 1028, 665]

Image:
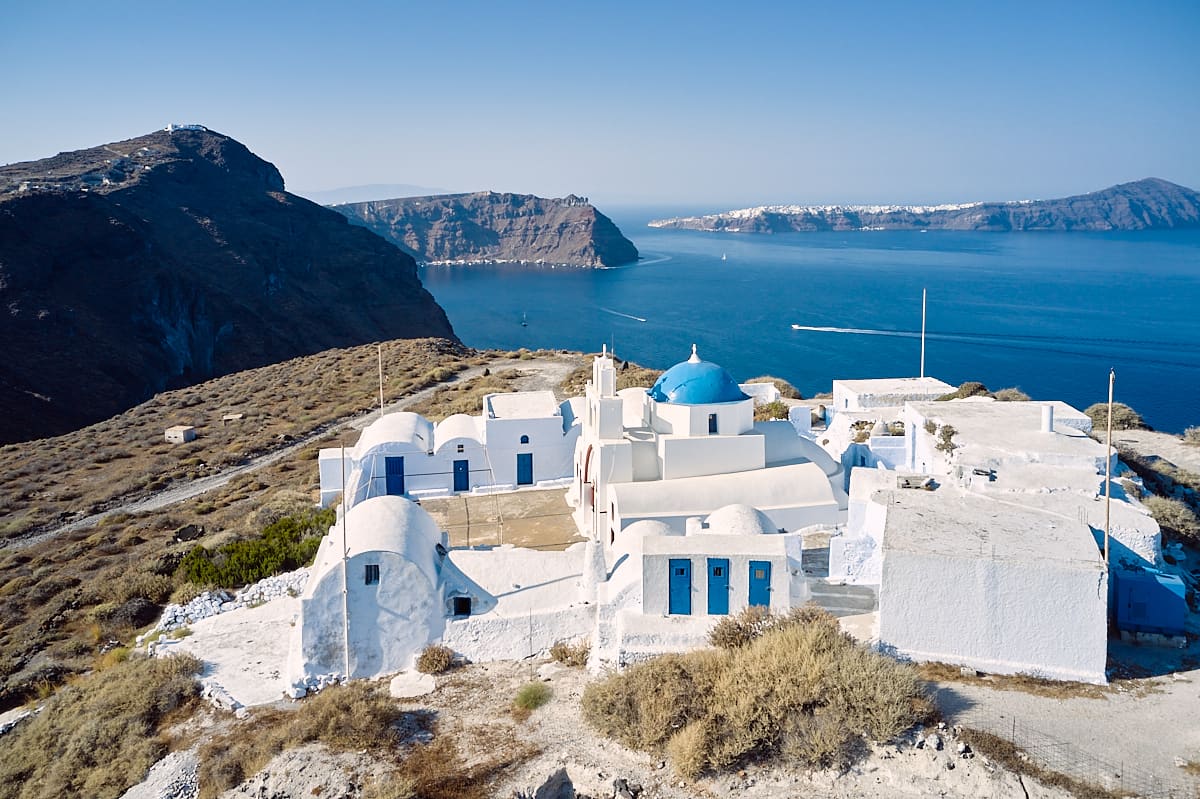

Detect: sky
[2, 1, 1198, 208]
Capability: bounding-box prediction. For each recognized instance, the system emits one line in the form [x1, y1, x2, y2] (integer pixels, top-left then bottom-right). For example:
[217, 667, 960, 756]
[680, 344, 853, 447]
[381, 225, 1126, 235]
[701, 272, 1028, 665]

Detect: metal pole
[1104, 369, 1115, 571]
[377, 343, 385, 419]
[340, 445, 351, 679]
[920, 288, 927, 378]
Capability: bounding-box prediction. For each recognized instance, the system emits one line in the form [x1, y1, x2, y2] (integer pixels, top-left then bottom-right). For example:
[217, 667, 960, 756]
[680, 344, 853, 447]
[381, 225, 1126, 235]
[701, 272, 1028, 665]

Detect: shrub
[935, 424, 959, 454]
[744, 376, 802, 399]
[549, 638, 590, 667]
[1143, 495, 1200, 543]
[416, 644, 455, 674]
[0, 653, 201, 799]
[1183, 426, 1200, 445]
[935, 381, 990, 401]
[584, 608, 929, 779]
[178, 506, 335, 588]
[992, 387, 1030, 402]
[754, 400, 790, 421]
[513, 681, 551, 711]
[1084, 402, 1146, 431]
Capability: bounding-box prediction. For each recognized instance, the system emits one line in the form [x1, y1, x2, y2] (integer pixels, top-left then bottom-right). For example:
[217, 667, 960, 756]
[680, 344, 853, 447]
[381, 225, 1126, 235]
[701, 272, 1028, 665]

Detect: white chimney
[1041, 404, 1055, 433]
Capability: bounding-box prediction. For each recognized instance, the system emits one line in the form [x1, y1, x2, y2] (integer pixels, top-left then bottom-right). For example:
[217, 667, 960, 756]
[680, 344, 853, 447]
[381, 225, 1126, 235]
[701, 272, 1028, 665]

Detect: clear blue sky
[2, 0, 1197, 207]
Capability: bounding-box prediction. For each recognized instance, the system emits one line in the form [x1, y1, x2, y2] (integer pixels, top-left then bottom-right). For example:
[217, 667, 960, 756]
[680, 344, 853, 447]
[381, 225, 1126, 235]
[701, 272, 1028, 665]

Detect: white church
[286, 346, 1184, 690]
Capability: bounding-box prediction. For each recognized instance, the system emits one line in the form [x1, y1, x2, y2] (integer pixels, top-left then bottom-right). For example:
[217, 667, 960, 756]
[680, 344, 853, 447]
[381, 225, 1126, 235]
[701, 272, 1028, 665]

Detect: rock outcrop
[649, 178, 1200, 233]
[0, 127, 457, 443]
[333, 191, 639, 267]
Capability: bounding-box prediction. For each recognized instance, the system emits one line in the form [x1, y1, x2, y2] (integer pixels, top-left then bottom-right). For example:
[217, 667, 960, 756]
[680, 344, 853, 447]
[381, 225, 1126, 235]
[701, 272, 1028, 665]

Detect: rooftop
[647, 345, 749, 405]
[834, 376, 955, 396]
[909, 400, 1102, 466]
[882, 485, 1104, 569]
[485, 390, 560, 419]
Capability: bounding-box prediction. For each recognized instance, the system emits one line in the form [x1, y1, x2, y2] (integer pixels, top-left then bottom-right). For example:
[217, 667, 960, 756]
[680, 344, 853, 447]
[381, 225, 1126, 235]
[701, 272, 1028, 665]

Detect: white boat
[721, 253, 727, 261]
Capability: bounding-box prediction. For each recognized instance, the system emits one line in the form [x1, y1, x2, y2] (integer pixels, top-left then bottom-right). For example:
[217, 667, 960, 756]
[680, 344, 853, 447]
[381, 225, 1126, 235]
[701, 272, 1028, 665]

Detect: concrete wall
[485, 417, 577, 486]
[642, 547, 789, 617]
[296, 550, 444, 680]
[659, 434, 764, 480]
[879, 550, 1107, 683]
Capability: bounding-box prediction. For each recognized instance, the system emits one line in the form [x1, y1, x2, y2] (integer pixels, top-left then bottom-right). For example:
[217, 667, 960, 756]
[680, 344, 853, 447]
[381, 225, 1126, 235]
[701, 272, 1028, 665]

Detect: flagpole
[920, 288, 927, 379]
[340, 445, 351, 678]
[1104, 369, 1115, 571]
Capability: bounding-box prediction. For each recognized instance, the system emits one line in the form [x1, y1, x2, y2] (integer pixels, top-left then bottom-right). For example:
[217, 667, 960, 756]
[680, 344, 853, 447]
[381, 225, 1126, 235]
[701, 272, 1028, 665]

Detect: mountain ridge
[648, 178, 1200, 232]
[334, 191, 640, 267]
[0, 127, 457, 444]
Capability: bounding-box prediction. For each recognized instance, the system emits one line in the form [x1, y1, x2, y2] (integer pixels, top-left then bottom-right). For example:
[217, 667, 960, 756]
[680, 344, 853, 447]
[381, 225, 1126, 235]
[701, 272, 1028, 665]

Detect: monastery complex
[286, 346, 1188, 692]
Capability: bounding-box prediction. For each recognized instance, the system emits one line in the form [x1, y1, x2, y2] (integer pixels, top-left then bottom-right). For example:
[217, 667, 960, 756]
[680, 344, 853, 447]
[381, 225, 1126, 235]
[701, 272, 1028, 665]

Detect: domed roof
[648, 345, 749, 405]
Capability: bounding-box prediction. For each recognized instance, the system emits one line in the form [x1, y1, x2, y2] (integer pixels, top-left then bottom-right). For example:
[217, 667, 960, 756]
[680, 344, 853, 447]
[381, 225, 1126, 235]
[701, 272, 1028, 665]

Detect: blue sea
[420, 208, 1200, 433]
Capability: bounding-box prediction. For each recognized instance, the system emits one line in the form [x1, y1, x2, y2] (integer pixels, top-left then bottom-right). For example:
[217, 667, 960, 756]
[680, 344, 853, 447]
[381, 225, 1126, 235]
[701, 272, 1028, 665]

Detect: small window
[675, 567, 687, 576]
[365, 564, 380, 585]
[708, 413, 718, 434]
[754, 568, 766, 580]
[452, 596, 472, 616]
[519, 434, 530, 444]
[713, 566, 724, 577]
[457, 443, 464, 453]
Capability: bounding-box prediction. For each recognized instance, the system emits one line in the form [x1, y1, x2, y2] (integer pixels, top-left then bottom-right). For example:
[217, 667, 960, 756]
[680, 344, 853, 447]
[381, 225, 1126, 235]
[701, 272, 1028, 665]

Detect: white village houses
[286, 347, 1181, 691]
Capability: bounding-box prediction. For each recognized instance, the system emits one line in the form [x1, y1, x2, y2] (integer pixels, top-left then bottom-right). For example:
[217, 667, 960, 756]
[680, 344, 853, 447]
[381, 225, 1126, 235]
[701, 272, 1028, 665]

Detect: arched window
[519, 434, 530, 444]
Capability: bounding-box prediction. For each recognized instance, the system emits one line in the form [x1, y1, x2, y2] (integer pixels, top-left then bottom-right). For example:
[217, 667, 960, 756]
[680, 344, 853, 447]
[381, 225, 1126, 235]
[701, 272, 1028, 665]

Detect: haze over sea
[421, 208, 1200, 433]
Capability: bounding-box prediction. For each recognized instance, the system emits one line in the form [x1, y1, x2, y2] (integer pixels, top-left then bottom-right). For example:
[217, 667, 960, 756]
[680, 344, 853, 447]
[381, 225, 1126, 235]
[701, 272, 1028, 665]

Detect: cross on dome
[688, 343, 700, 363]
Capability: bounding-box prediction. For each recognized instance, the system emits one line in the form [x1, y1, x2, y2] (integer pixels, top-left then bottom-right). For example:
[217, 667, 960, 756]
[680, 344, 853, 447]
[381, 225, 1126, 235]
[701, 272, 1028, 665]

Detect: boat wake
[637, 252, 673, 266]
[599, 307, 648, 323]
[791, 324, 919, 339]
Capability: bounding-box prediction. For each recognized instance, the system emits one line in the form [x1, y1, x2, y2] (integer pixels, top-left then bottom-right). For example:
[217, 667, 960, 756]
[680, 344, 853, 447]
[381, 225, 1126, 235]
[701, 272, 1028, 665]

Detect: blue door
[516, 452, 534, 485]
[453, 459, 469, 492]
[707, 558, 729, 615]
[384, 456, 404, 496]
[669, 559, 692, 615]
[749, 560, 771, 608]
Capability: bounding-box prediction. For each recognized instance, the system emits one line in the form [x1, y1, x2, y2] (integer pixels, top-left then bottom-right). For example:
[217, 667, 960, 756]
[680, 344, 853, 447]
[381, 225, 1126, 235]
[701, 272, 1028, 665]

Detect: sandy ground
[1114, 429, 1200, 474]
[422, 487, 584, 550]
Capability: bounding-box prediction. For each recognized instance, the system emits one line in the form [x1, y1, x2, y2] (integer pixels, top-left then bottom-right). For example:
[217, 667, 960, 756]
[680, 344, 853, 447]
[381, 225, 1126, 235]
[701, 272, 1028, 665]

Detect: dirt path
[13, 355, 582, 550]
[1115, 429, 1200, 474]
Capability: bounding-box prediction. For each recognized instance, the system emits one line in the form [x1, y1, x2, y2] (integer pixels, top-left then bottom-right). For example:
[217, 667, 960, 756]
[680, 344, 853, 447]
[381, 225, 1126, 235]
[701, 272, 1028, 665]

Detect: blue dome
[648, 347, 749, 405]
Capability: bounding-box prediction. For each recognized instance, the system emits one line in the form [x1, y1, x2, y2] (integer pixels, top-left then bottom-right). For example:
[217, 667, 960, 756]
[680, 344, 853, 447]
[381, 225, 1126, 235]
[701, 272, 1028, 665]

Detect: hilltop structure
[286, 349, 1186, 691]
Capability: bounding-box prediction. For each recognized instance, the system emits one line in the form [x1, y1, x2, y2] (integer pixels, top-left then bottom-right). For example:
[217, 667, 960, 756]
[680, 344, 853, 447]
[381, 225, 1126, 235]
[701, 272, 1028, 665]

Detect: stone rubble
[137, 568, 309, 651]
[286, 672, 345, 700]
[118, 749, 198, 799]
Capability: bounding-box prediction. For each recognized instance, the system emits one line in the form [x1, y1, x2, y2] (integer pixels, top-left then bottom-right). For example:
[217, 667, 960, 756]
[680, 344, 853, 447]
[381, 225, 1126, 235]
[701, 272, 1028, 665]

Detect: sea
[420, 207, 1200, 434]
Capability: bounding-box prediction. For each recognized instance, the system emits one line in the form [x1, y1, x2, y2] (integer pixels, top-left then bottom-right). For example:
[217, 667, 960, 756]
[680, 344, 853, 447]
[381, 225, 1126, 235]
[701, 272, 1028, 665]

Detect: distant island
[333, 191, 640, 267]
[648, 178, 1200, 233]
[0, 126, 456, 443]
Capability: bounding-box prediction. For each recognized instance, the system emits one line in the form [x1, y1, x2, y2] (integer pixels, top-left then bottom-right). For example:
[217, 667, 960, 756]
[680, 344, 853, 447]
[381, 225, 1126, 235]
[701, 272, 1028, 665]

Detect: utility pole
[340, 446, 351, 679]
[377, 343, 385, 419]
[1104, 369, 1115, 571]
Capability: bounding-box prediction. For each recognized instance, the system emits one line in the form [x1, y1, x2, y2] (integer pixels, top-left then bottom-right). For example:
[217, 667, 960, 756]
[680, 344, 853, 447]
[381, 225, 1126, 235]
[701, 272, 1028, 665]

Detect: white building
[317, 390, 582, 508]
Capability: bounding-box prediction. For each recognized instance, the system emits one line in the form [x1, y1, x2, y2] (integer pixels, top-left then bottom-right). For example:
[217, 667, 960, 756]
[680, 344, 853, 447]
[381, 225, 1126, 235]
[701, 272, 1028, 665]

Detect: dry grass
[915, 661, 1110, 699]
[416, 644, 456, 675]
[0, 337, 471, 541]
[753, 400, 790, 421]
[1084, 402, 1147, 431]
[959, 728, 1135, 799]
[0, 653, 202, 799]
[744, 375, 802, 399]
[584, 606, 931, 778]
[1143, 495, 1200, 544]
[404, 369, 525, 421]
[548, 638, 590, 667]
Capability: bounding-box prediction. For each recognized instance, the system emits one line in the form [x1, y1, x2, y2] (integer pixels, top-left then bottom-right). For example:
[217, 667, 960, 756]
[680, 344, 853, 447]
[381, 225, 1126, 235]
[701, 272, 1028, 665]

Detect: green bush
[178, 507, 335, 588]
[753, 400, 790, 422]
[583, 607, 931, 779]
[416, 644, 455, 674]
[513, 681, 551, 711]
[1084, 402, 1146, 431]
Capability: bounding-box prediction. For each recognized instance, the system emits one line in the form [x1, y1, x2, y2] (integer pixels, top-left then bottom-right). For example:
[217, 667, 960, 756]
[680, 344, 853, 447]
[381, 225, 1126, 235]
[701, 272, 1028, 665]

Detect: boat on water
[721, 253, 727, 261]
[521, 312, 528, 327]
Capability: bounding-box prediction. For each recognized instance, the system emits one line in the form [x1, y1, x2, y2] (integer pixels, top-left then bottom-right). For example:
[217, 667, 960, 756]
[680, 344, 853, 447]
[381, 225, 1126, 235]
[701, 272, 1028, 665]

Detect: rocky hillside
[0, 127, 457, 444]
[333, 191, 639, 267]
[649, 178, 1200, 233]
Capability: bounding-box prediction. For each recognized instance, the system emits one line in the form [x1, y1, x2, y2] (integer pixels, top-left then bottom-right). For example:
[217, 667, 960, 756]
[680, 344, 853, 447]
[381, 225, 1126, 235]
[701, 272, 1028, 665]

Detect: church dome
[647, 345, 749, 405]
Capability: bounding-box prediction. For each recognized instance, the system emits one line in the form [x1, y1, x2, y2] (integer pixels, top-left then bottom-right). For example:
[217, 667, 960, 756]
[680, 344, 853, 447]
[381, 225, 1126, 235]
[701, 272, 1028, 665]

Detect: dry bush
[102, 570, 174, 605]
[709, 603, 840, 650]
[558, 360, 662, 397]
[992, 387, 1030, 402]
[744, 376, 802, 399]
[1084, 401, 1147, 431]
[416, 644, 455, 674]
[0, 653, 201, 799]
[197, 681, 406, 798]
[586, 607, 930, 779]
[548, 638, 590, 667]
[936, 381, 990, 401]
[1143, 495, 1200, 543]
[1184, 426, 1200, 445]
